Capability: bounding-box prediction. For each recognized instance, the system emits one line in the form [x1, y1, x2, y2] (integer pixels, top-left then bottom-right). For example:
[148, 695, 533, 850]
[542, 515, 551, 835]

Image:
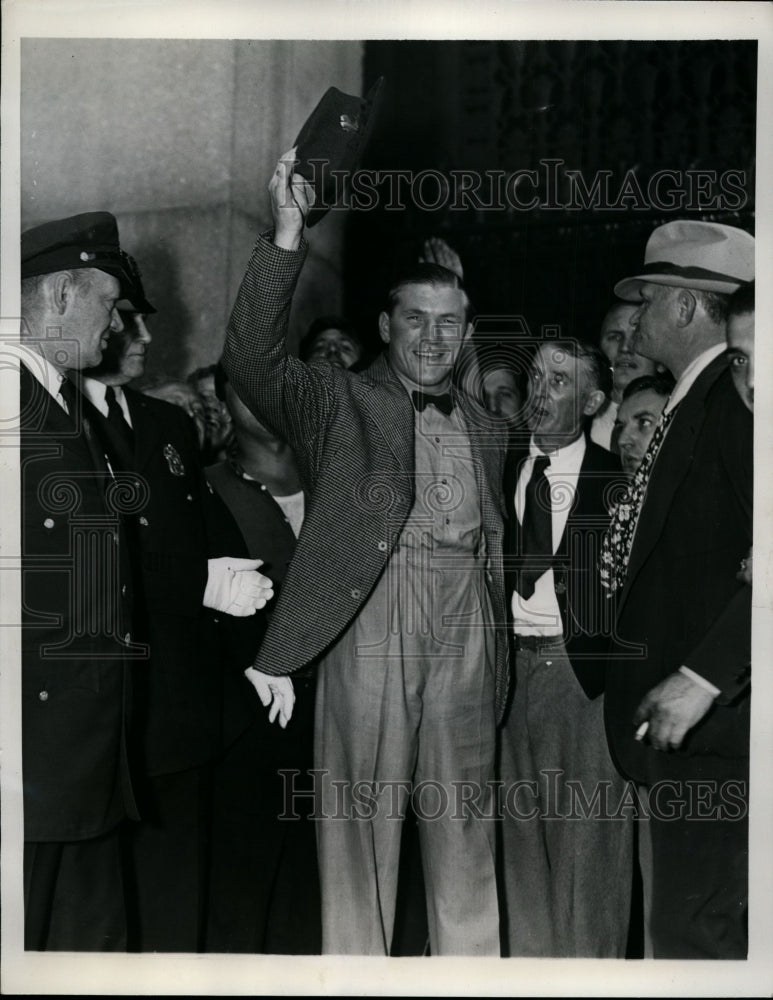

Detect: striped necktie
[599, 403, 679, 595]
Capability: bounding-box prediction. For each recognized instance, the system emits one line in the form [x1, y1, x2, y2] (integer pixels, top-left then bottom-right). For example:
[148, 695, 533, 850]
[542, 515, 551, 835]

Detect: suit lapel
[354, 355, 415, 475]
[619, 355, 727, 611]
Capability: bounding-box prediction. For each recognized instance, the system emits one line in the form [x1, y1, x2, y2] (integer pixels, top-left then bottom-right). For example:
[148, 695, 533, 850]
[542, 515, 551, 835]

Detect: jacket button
[377, 540, 387, 551]
[43, 518, 54, 529]
[124, 632, 131, 644]
[39, 690, 49, 701]
[351, 588, 362, 600]
[121, 584, 127, 597]
[139, 516, 149, 526]
[555, 581, 566, 594]
[186, 494, 193, 501]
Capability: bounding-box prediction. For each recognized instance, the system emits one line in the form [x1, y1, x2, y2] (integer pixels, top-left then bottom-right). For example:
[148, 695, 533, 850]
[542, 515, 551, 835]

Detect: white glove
[244, 667, 295, 728]
[203, 556, 275, 616]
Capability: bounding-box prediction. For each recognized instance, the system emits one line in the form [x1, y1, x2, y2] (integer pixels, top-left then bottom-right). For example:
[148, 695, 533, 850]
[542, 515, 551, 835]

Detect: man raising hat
[600, 220, 754, 958]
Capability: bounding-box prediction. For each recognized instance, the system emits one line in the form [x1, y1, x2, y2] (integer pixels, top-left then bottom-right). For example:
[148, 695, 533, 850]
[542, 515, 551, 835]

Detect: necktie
[104, 385, 134, 456]
[599, 403, 679, 595]
[58, 376, 77, 416]
[411, 390, 454, 416]
[517, 454, 553, 599]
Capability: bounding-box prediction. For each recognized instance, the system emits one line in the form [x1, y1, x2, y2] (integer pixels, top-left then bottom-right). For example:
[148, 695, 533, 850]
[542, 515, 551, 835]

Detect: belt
[513, 633, 564, 652]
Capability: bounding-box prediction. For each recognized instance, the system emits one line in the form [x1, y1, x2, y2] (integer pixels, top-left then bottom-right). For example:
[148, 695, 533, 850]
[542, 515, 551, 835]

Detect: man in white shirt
[500, 338, 631, 957]
[601, 220, 754, 958]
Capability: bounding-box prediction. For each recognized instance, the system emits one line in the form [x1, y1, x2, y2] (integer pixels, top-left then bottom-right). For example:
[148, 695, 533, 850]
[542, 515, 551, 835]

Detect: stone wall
[21, 38, 363, 375]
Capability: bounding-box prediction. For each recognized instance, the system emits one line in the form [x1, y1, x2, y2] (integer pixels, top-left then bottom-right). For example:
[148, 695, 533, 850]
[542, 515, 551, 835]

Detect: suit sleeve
[681, 377, 753, 700]
[222, 232, 335, 467]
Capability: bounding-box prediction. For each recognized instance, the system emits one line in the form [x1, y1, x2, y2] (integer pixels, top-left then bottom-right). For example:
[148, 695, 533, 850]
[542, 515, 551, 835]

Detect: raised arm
[222, 148, 334, 458]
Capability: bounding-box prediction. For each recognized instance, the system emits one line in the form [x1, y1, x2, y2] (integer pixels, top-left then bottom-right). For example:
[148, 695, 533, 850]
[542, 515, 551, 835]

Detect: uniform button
[351, 588, 362, 600]
[38, 690, 49, 702]
[545, 660, 552, 666]
[441, 479, 447, 485]
[139, 516, 149, 526]
[124, 632, 131, 644]
[377, 540, 388, 551]
[186, 494, 193, 501]
[555, 581, 566, 594]
[434, 436, 440, 443]
[121, 584, 127, 597]
[260, 484, 267, 491]
[43, 518, 55, 529]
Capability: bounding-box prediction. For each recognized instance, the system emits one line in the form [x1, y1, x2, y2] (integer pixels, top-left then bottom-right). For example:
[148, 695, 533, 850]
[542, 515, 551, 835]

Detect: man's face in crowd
[599, 303, 657, 396]
[629, 282, 676, 365]
[116, 312, 152, 381]
[144, 380, 207, 449]
[482, 367, 521, 420]
[306, 328, 362, 369]
[379, 281, 469, 391]
[193, 370, 233, 450]
[726, 311, 754, 413]
[526, 343, 601, 450]
[65, 268, 124, 369]
[614, 387, 670, 478]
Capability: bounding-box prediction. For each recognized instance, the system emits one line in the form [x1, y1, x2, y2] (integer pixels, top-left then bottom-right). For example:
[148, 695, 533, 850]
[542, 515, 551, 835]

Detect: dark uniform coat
[20, 363, 138, 843]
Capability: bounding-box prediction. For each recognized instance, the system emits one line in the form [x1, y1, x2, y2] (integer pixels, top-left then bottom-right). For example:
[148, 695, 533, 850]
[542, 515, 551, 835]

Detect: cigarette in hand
[635, 720, 649, 742]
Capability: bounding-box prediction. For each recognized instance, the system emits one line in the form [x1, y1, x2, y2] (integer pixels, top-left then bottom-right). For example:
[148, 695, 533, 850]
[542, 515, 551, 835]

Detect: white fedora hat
[614, 220, 755, 301]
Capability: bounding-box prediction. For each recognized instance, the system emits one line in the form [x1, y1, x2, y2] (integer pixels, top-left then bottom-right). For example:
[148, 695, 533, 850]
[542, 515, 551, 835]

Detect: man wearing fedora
[600, 220, 754, 958]
[19, 212, 142, 950]
[222, 148, 509, 956]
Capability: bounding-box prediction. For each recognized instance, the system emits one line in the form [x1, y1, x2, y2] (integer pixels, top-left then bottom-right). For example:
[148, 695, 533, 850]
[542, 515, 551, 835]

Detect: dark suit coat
[20, 363, 138, 842]
[604, 355, 752, 785]
[504, 434, 626, 698]
[222, 235, 512, 721]
[83, 387, 221, 777]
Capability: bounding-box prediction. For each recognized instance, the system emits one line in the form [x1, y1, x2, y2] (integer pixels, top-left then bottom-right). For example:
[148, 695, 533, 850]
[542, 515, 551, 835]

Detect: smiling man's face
[378, 282, 469, 391]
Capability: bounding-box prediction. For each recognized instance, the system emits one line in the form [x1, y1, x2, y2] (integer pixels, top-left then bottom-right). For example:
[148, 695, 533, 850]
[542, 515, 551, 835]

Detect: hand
[268, 147, 315, 251]
[244, 667, 295, 727]
[420, 237, 464, 279]
[203, 556, 275, 616]
[633, 672, 716, 751]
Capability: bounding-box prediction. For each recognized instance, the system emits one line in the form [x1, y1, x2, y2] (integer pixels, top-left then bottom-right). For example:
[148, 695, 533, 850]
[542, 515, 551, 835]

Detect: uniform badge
[163, 443, 185, 476]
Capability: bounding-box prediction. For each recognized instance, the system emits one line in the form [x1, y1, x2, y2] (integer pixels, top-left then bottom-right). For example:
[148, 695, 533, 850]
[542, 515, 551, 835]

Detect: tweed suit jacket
[222, 234, 511, 720]
[20, 363, 138, 842]
[504, 434, 626, 698]
[604, 355, 752, 785]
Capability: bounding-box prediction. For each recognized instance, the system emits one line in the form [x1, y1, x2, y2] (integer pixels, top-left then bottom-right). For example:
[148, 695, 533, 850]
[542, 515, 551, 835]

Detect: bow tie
[411, 390, 454, 416]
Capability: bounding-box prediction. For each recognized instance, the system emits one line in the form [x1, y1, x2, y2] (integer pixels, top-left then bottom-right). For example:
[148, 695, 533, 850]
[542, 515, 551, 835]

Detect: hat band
[640, 260, 748, 284]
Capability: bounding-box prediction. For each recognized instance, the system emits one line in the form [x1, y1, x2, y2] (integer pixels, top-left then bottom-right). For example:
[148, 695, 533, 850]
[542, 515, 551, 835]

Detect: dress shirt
[23, 353, 70, 412]
[590, 399, 618, 451]
[80, 378, 134, 427]
[511, 433, 586, 635]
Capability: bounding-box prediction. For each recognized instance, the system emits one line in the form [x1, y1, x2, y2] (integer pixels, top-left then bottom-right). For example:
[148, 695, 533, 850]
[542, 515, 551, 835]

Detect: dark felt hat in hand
[293, 77, 385, 228]
[21, 211, 155, 312]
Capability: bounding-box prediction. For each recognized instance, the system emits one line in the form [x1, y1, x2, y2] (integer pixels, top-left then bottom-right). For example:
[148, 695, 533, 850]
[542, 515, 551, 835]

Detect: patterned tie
[411, 390, 454, 416]
[104, 385, 134, 456]
[517, 454, 553, 599]
[599, 403, 679, 594]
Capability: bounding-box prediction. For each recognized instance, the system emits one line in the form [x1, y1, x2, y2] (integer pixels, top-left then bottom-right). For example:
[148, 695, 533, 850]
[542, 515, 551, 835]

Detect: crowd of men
[18, 146, 754, 959]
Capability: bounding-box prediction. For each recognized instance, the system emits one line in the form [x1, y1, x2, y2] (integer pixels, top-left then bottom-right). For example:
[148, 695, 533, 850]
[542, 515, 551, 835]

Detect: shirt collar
[666, 342, 726, 413]
[23, 351, 67, 402]
[528, 431, 587, 471]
